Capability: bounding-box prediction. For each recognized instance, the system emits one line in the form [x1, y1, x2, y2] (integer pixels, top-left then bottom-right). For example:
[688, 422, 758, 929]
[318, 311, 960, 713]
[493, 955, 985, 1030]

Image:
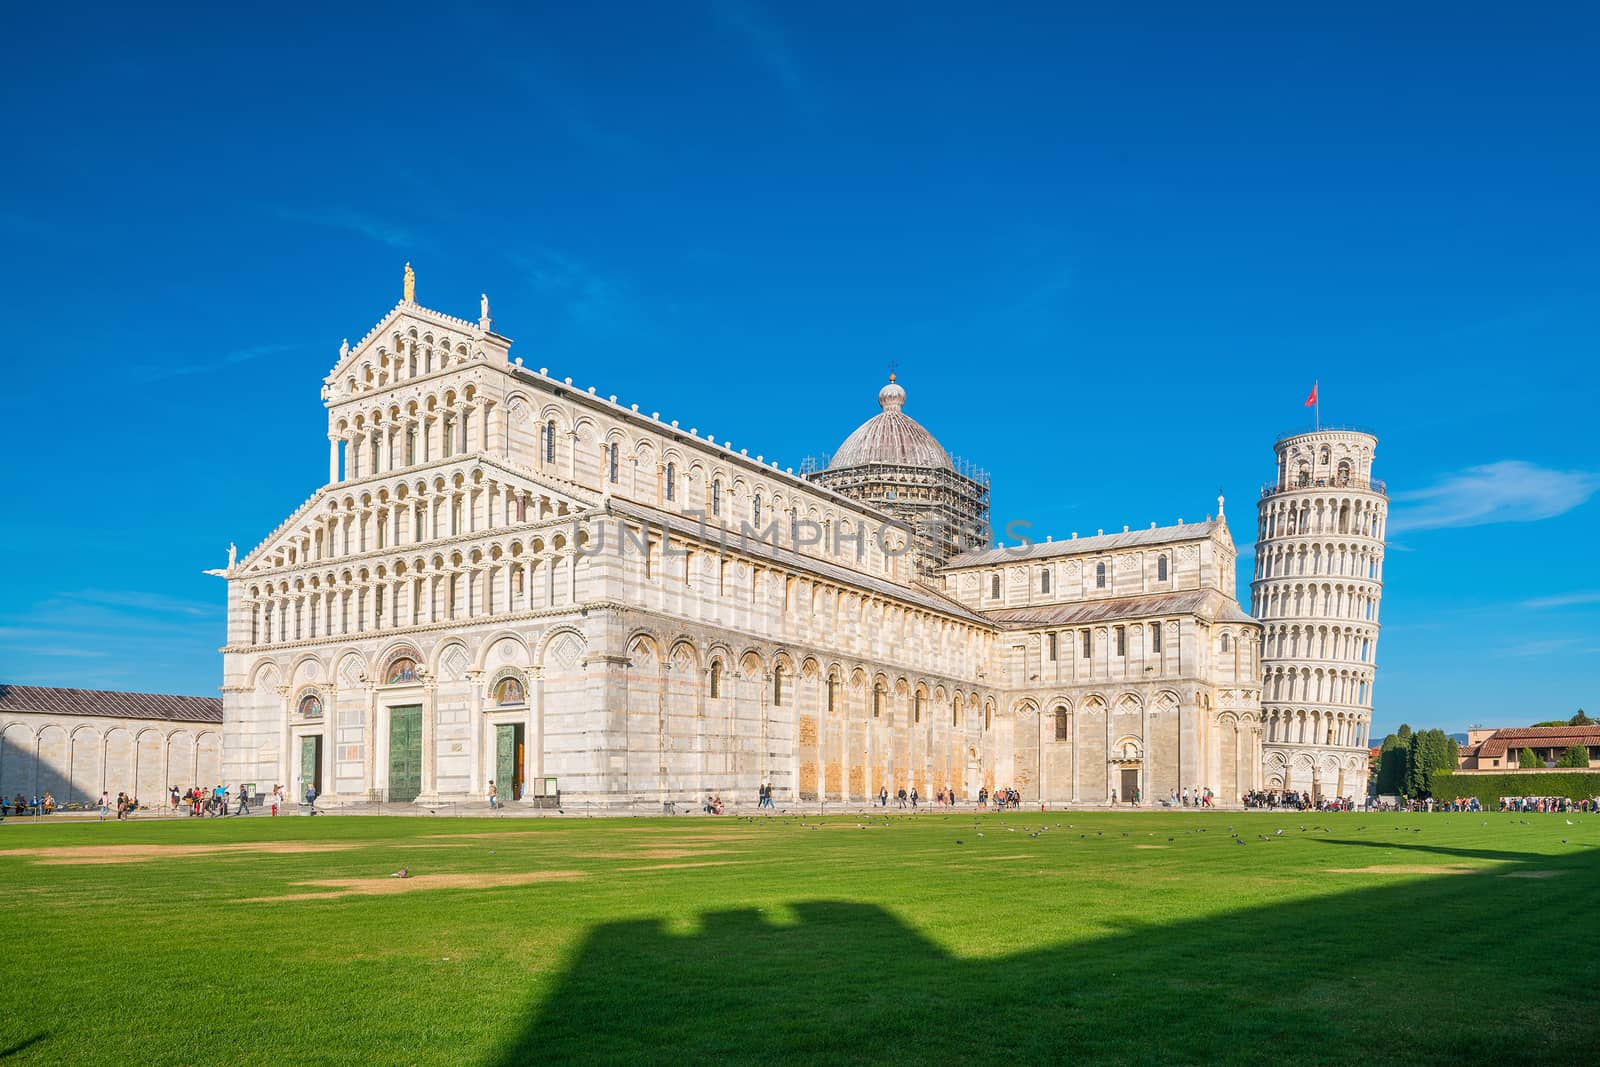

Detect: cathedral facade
[219, 279, 1300, 810]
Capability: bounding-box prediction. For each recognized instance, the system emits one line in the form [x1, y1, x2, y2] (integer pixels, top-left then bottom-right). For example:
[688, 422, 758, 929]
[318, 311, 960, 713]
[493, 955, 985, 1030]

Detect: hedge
[1425, 771, 1600, 806]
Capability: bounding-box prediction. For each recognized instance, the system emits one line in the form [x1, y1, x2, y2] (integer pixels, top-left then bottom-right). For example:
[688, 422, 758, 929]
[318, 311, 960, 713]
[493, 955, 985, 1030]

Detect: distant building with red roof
[1458, 726, 1600, 771]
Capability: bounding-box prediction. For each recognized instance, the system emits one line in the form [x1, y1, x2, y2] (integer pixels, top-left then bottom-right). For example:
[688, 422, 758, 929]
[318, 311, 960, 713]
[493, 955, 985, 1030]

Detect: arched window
[1220, 633, 1232, 653]
[991, 573, 1001, 599]
[710, 660, 722, 699]
[544, 420, 557, 463]
[1336, 460, 1351, 486]
[952, 699, 960, 726]
[1115, 626, 1126, 656]
[386, 656, 418, 684]
[1054, 707, 1068, 741]
[914, 692, 923, 723]
[493, 676, 525, 706]
[1040, 568, 1051, 593]
[665, 463, 676, 501]
[772, 665, 784, 706]
[608, 442, 619, 483]
[826, 675, 837, 713]
[984, 704, 991, 731]
[1151, 622, 1163, 654]
[711, 478, 721, 516]
[873, 685, 883, 718]
[753, 494, 762, 525]
[1297, 463, 1310, 487]
[1157, 555, 1168, 581]
[298, 693, 323, 718]
[1096, 562, 1106, 588]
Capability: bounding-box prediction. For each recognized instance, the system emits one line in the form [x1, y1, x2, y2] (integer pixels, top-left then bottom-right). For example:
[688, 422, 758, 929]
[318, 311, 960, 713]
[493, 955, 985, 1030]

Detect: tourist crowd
[1242, 790, 1359, 811]
[1498, 795, 1600, 813]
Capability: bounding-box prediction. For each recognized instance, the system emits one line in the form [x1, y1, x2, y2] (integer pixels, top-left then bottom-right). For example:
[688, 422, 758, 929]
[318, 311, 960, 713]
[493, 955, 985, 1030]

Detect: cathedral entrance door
[299, 736, 323, 798]
[1119, 768, 1139, 804]
[496, 723, 526, 801]
[389, 705, 422, 803]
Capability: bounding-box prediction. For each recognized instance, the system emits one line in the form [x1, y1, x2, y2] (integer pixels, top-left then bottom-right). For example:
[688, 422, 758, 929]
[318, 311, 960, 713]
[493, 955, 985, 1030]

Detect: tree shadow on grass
[491, 848, 1600, 1066]
[0, 1034, 48, 1060]
[1312, 838, 1553, 863]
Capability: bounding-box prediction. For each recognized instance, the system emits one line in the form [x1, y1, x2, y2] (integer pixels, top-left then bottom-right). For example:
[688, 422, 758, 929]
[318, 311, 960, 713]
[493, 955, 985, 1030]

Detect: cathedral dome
[828, 376, 953, 471]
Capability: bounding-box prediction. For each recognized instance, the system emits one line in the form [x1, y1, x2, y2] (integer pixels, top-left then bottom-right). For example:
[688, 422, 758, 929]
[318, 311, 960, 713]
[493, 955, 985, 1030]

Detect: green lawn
[2, 809, 1596, 1065]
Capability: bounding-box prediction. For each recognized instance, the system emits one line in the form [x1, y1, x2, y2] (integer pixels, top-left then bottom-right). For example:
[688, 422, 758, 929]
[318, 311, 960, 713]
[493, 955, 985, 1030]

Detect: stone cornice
[218, 603, 591, 656]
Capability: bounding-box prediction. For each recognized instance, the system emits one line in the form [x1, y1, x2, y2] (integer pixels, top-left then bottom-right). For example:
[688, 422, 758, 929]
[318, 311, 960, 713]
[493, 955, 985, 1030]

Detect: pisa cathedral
[218, 274, 1383, 809]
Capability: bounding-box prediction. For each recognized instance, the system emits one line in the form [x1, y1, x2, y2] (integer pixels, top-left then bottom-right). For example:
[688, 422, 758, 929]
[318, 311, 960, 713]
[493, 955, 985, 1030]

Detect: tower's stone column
[1252, 429, 1386, 801]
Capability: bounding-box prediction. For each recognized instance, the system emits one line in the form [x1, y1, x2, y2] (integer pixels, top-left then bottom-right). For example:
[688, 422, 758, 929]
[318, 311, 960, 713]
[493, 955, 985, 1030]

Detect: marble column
[417, 680, 438, 803]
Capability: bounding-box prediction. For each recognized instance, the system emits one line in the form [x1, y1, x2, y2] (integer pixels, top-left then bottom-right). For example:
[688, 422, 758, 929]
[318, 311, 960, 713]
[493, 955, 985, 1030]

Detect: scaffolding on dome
[806, 455, 991, 577]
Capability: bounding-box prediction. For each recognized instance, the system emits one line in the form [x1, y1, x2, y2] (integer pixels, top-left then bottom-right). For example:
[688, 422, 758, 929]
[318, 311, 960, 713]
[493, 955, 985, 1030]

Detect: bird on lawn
[390, 867, 410, 879]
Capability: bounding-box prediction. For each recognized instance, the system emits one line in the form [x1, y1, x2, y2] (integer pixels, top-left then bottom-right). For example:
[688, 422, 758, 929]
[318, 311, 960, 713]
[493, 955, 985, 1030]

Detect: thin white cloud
[130, 342, 302, 384]
[1388, 461, 1600, 533]
[59, 589, 217, 619]
[712, 0, 815, 113]
[511, 248, 644, 334]
[1521, 590, 1600, 610]
[275, 206, 415, 249]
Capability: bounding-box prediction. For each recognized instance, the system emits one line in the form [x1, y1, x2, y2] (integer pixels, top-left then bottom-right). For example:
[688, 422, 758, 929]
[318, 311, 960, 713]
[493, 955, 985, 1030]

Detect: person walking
[236, 785, 251, 817]
[98, 791, 110, 822]
[271, 785, 282, 817]
[488, 780, 499, 809]
[910, 787, 919, 809]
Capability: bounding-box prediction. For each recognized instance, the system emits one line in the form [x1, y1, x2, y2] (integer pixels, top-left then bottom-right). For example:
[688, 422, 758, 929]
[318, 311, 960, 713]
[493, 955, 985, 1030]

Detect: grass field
[2, 809, 1597, 1066]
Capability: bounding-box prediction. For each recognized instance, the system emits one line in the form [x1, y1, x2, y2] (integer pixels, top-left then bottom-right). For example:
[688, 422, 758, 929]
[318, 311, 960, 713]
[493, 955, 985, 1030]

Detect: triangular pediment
[323, 299, 501, 389]
[235, 454, 599, 579]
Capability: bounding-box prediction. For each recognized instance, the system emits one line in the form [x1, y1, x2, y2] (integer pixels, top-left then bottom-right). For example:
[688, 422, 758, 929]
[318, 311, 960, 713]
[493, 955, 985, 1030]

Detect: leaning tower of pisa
[1252, 429, 1386, 800]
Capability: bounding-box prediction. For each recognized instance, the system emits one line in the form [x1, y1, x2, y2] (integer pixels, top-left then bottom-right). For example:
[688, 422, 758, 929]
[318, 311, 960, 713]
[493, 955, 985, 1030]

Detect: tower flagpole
[1315, 380, 1320, 432]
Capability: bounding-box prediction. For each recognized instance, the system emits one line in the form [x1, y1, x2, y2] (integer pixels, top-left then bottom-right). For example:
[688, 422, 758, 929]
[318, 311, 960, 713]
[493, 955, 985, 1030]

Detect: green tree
[1519, 747, 1545, 769]
[1557, 745, 1591, 768]
[1572, 709, 1592, 726]
[1405, 729, 1461, 798]
[1375, 733, 1409, 794]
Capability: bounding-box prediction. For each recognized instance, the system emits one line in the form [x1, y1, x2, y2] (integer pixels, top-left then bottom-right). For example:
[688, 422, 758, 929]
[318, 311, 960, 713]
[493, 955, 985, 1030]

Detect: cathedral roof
[943, 520, 1228, 570]
[828, 377, 953, 471]
[983, 590, 1258, 628]
[0, 684, 222, 723]
[604, 498, 993, 626]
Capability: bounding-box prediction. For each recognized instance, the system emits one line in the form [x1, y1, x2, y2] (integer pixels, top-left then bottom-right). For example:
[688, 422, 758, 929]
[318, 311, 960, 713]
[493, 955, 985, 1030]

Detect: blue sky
[2, 2, 1596, 734]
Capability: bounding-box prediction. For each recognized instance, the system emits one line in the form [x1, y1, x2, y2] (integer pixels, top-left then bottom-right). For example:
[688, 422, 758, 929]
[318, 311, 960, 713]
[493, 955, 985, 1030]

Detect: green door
[496, 724, 516, 803]
[389, 705, 422, 803]
[300, 736, 321, 797]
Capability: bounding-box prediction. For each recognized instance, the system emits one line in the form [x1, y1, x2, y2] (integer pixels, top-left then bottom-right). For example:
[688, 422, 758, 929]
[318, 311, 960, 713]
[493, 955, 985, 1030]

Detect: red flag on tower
[1304, 382, 1318, 407]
